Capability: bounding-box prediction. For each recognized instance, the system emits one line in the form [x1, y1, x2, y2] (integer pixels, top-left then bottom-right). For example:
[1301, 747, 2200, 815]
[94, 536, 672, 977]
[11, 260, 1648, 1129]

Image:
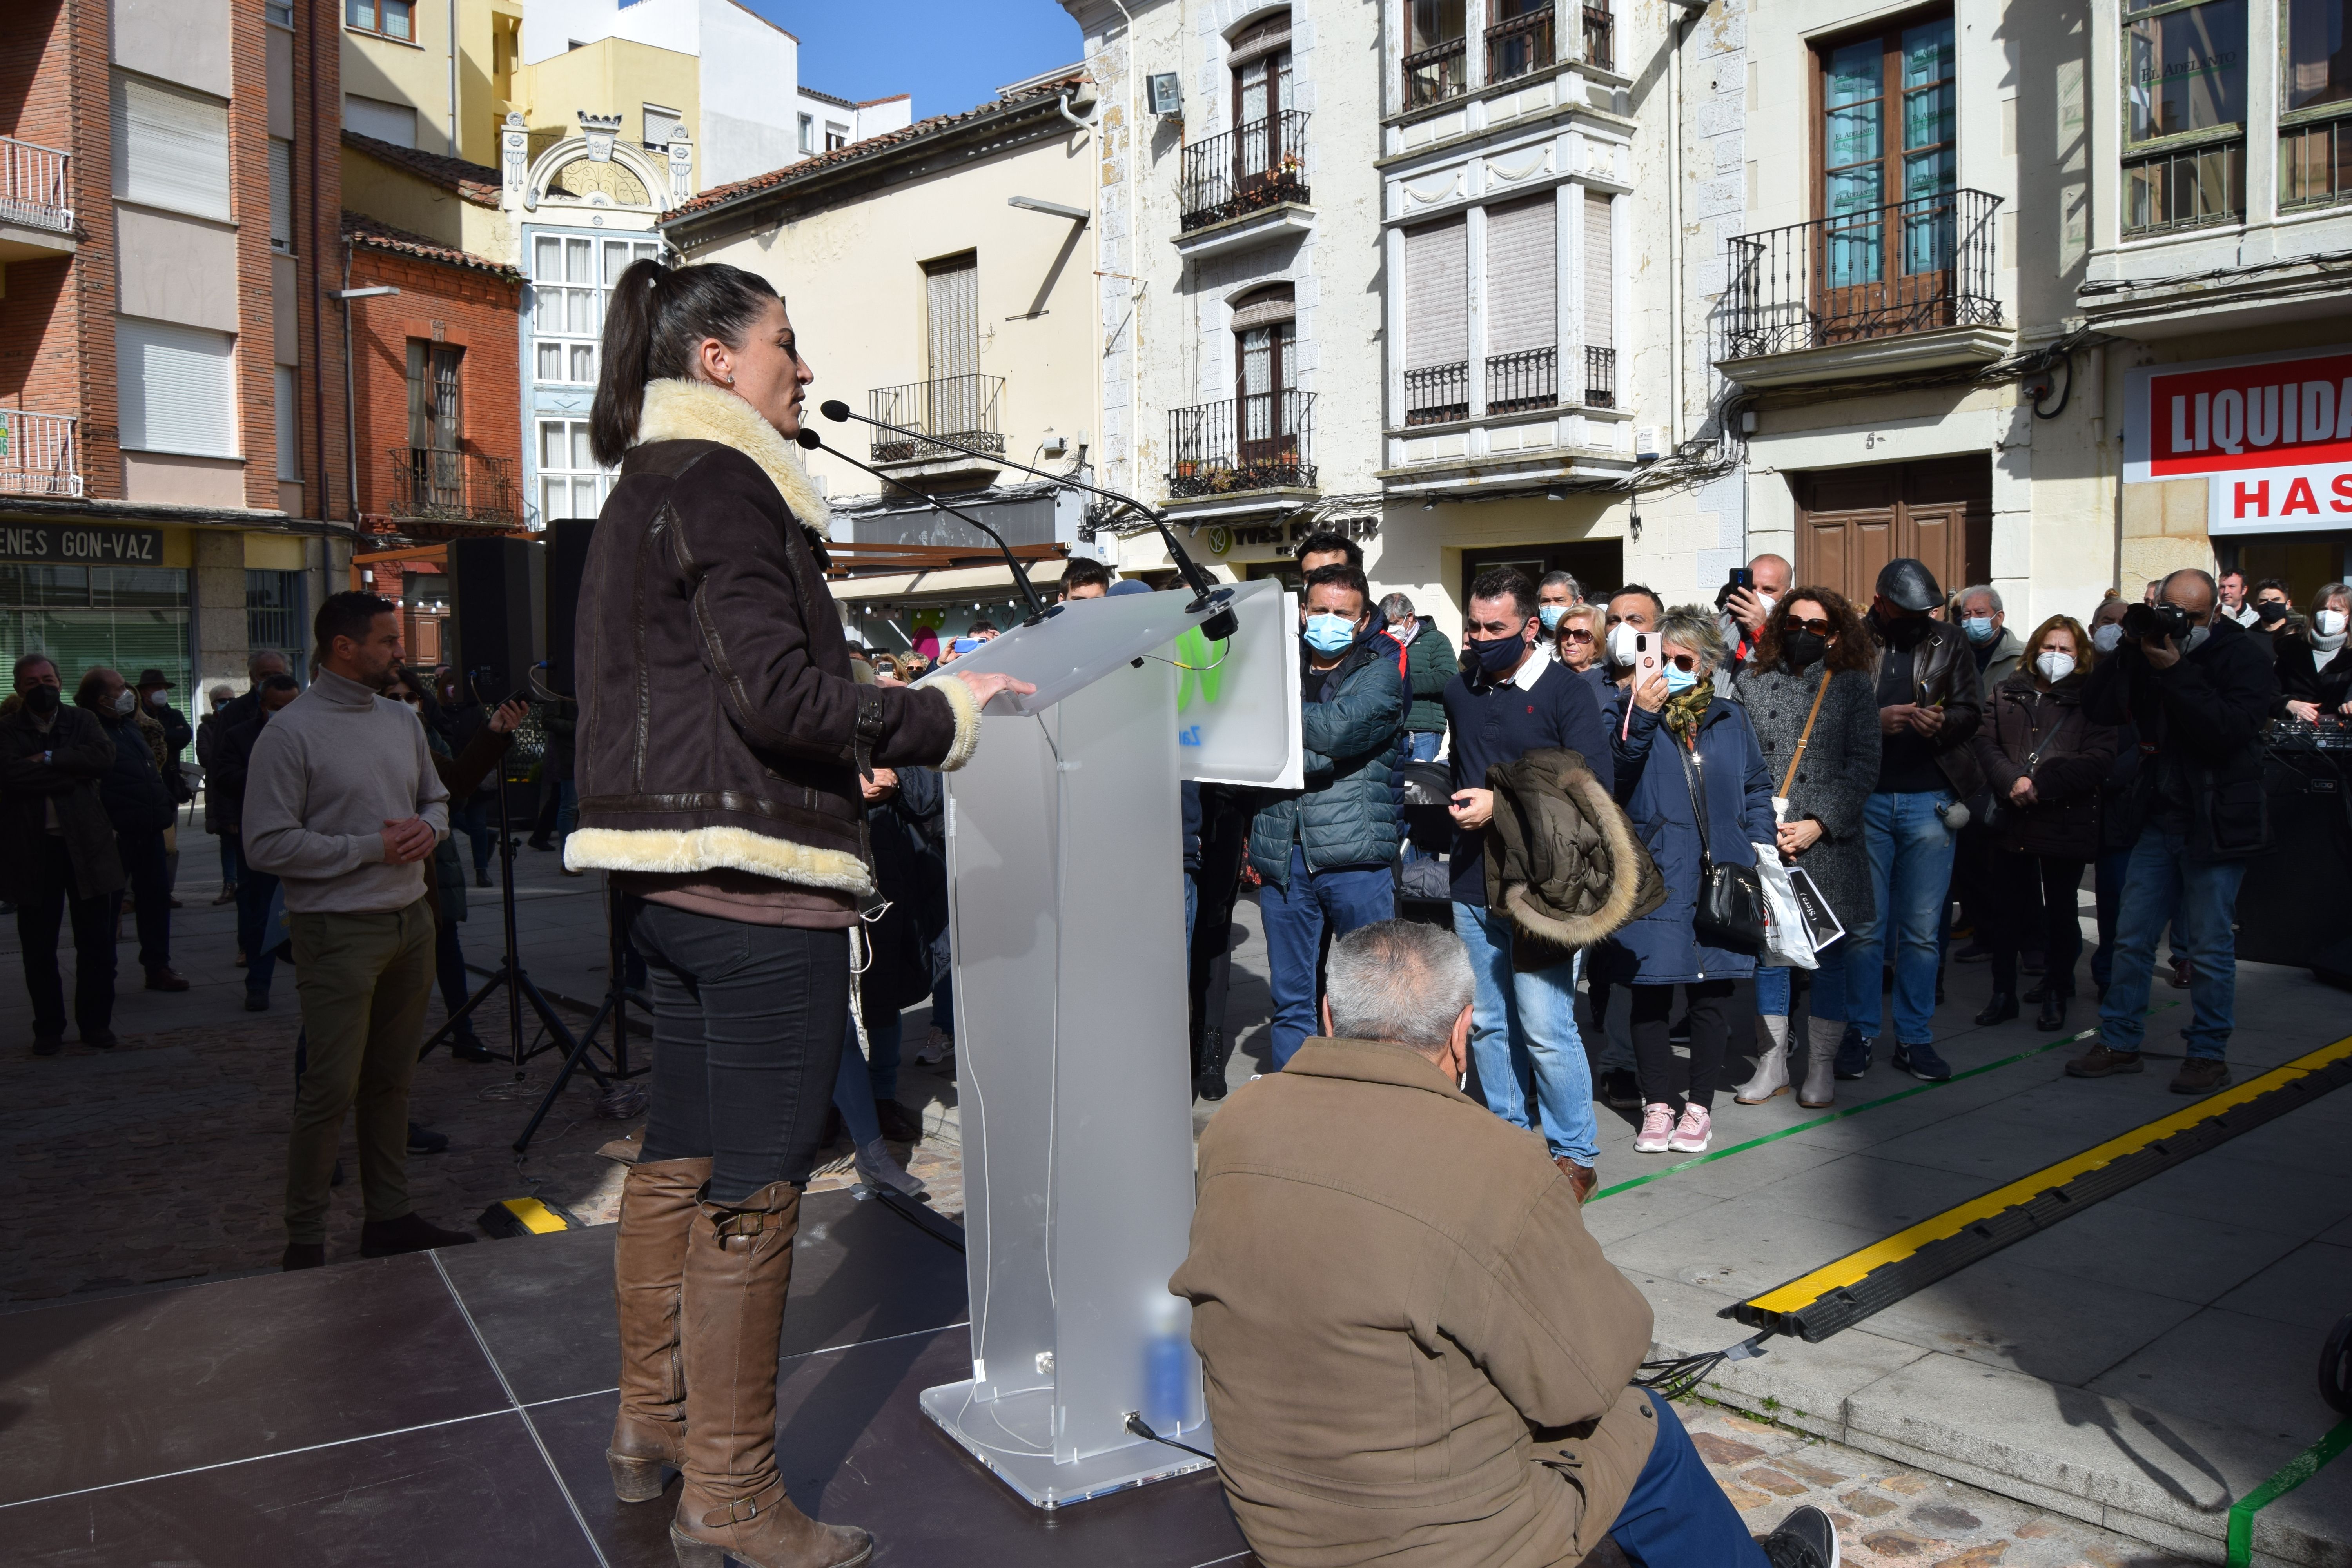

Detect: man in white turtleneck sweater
[244, 591, 468, 1271]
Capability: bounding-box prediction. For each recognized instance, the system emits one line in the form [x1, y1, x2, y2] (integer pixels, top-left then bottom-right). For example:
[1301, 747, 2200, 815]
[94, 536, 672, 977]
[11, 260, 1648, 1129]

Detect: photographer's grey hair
[1325, 921, 1474, 1053]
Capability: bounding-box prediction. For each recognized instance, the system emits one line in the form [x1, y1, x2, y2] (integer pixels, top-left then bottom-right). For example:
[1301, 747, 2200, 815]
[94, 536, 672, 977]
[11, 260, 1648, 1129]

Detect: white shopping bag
[1752, 843, 1818, 971]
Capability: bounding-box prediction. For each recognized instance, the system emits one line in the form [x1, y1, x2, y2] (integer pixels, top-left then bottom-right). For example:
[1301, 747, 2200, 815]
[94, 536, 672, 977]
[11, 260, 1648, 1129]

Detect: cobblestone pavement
[1671, 1405, 2196, 1568]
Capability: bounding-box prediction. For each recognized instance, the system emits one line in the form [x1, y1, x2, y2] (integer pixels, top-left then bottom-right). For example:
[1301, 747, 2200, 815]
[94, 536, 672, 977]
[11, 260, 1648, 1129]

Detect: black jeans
[434, 916, 480, 1042]
[629, 898, 849, 1204]
[17, 838, 117, 1040]
[1988, 851, 2087, 997]
[233, 839, 281, 998]
[1630, 978, 1736, 1111]
[117, 826, 171, 972]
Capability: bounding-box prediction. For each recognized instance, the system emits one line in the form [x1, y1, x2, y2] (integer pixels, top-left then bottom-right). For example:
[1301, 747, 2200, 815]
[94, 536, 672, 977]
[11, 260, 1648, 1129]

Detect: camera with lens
[2120, 601, 2191, 644]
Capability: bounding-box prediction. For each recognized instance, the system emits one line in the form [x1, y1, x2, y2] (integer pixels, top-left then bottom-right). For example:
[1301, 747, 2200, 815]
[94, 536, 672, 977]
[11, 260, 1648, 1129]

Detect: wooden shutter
[275, 366, 301, 481]
[268, 139, 292, 249]
[1485, 196, 1557, 354]
[1583, 190, 1613, 352]
[117, 317, 237, 457]
[407, 340, 430, 450]
[925, 254, 980, 383]
[1405, 214, 1468, 369]
[112, 71, 231, 221]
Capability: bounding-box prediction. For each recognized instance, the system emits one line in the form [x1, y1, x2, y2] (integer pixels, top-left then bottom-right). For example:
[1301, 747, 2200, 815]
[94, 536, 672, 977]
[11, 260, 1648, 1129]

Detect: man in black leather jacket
[2068, 569, 2276, 1096]
[1834, 559, 1982, 1085]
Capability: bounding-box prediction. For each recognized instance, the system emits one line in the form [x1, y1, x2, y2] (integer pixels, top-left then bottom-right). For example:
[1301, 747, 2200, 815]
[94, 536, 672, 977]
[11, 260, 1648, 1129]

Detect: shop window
[2121, 0, 2247, 234]
[246, 570, 306, 671]
[0, 564, 194, 708]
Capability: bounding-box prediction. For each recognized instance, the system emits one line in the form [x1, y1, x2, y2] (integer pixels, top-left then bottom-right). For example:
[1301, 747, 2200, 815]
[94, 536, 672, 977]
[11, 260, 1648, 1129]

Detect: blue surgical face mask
[1963, 615, 1996, 644]
[1664, 664, 1699, 695]
[1538, 603, 1569, 631]
[1302, 613, 1358, 655]
[1464, 630, 1527, 679]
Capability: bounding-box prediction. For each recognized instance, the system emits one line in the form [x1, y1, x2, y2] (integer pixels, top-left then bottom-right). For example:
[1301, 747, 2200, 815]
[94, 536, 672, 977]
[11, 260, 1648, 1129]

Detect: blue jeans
[1453, 900, 1598, 1164]
[217, 833, 239, 887]
[866, 1014, 902, 1103]
[1609, 1397, 1771, 1567]
[1261, 844, 1395, 1067]
[232, 840, 281, 998]
[835, 1011, 882, 1146]
[450, 797, 495, 875]
[1843, 790, 1956, 1045]
[1755, 965, 1791, 1018]
[2096, 828, 2247, 1061]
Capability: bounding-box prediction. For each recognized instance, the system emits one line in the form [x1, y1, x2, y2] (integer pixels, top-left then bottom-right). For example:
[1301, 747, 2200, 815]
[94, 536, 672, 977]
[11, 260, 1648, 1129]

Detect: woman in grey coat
[1730, 588, 1881, 1107]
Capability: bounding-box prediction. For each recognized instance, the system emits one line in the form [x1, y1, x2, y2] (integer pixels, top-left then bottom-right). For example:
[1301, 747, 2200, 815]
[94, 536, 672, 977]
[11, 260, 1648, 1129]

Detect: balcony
[1486, 6, 1555, 87]
[0, 409, 82, 497]
[1167, 391, 1316, 500]
[384, 447, 526, 534]
[1716, 189, 2010, 388]
[0, 135, 75, 261]
[1583, 346, 1616, 408]
[869, 374, 1006, 469]
[1404, 37, 1468, 110]
[1404, 362, 1468, 427]
[1180, 111, 1311, 244]
[1581, 5, 1613, 72]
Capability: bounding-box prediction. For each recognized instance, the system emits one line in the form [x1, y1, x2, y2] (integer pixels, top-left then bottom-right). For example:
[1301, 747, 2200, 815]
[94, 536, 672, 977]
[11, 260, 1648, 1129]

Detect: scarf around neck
[1661, 684, 1713, 746]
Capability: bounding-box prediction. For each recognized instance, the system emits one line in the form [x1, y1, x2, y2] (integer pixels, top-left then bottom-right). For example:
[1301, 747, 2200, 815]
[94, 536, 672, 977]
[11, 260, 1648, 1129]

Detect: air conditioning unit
[1146, 73, 1183, 117]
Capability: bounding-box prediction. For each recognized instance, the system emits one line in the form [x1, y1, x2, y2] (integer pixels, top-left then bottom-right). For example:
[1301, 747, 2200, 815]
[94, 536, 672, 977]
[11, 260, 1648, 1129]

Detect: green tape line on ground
[2228, 1419, 2352, 1567]
[1589, 1004, 2179, 1205]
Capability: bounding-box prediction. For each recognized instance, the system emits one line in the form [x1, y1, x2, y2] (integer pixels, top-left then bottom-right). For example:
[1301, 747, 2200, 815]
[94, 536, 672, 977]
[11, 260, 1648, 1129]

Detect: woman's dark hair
[591, 258, 783, 465]
[1756, 585, 1871, 676]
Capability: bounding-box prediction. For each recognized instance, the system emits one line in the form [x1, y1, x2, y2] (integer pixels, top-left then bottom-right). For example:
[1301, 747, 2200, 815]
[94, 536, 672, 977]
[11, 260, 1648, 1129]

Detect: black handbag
[1675, 740, 1768, 954]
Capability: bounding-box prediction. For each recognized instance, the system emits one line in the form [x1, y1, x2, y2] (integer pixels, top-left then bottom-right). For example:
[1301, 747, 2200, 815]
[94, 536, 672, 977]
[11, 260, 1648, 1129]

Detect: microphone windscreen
[795, 428, 822, 450]
[820, 399, 852, 423]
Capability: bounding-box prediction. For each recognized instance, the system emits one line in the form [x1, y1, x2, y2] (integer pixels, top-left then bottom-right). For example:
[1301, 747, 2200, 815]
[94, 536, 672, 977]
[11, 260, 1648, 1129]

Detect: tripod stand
[511, 877, 648, 1156]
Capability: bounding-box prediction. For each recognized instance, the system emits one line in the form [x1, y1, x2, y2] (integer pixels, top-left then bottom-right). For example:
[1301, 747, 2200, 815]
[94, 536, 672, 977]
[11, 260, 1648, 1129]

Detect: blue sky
[748, 2, 1087, 120]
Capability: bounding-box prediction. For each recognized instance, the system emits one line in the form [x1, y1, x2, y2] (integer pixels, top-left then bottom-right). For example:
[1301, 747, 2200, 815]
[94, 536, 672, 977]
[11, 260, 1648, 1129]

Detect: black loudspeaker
[2234, 747, 2350, 969]
[450, 537, 543, 705]
[544, 520, 595, 697]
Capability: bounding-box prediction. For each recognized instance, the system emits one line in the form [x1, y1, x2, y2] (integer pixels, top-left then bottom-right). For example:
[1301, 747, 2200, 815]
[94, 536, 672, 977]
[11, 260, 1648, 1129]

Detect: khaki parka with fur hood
[566, 379, 982, 893]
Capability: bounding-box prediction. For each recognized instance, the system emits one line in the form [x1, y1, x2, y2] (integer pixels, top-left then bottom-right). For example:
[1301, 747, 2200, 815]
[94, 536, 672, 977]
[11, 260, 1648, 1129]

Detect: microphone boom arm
[799, 430, 1051, 625]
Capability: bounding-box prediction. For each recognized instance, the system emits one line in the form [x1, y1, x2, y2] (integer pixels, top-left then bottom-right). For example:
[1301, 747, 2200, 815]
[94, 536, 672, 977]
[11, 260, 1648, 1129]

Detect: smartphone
[1622, 634, 1661, 738]
[951, 637, 987, 655]
[1727, 567, 1754, 590]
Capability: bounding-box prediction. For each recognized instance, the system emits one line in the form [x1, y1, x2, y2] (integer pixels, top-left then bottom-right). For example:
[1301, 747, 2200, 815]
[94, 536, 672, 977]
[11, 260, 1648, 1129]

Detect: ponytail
[588, 257, 782, 466]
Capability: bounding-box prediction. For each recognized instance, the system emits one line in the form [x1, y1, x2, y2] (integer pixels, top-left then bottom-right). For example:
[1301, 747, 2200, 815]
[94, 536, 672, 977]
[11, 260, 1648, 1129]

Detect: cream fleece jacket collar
[634, 377, 832, 539]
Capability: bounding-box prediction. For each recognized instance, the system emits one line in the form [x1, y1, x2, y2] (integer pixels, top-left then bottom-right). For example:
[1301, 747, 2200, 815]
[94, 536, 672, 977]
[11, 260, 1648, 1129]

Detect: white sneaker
[913, 1027, 953, 1067]
[1633, 1102, 1676, 1153]
[1668, 1103, 1712, 1153]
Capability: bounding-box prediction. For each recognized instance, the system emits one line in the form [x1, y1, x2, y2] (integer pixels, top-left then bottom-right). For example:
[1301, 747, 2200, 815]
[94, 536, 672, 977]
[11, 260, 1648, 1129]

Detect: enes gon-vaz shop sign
[0, 524, 166, 564]
[2125, 348, 2352, 535]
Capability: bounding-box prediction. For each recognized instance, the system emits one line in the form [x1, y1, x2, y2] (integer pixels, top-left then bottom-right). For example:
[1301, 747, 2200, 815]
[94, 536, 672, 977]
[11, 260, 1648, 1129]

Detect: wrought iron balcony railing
[1487, 6, 1555, 86]
[385, 446, 525, 529]
[0, 409, 81, 497]
[1404, 362, 1468, 427]
[1180, 111, 1310, 231]
[1720, 188, 2002, 361]
[1168, 390, 1316, 497]
[1405, 37, 1468, 109]
[1485, 347, 1557, 416]
[869, 374, 1007, 463]
[1582, 5, 1614, 71]
[0, 136, 73, 235]
[1584, 345, 1616, 408]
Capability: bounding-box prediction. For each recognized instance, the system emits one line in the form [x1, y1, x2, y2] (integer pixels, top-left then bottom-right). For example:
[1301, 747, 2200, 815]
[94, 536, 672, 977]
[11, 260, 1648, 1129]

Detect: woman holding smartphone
[570, 258, 1030, 1568]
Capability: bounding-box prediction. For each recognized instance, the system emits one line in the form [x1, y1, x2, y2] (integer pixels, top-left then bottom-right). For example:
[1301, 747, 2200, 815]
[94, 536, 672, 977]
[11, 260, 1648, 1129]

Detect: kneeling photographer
[2068, 569, 2276, 1095]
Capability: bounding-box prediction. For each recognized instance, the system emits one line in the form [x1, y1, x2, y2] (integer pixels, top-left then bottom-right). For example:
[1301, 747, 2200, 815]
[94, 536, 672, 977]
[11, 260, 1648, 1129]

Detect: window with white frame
[118, 318, 238, 458]
[539, 418, 604, 522]
[1484, 196, 1557, 413]
[1583, 189, 1615, 406]
[346, 0, 414, 41]
[1402, 214, 1468, 425]
[2282, 0, 2352, 211]
[799, 113, 815, 153]
[826, 122, 849, 151]
[112, 71, 231, 222]
[2121, 0, 2247, 235]
[532, 233, 659, 386]
[643, 103, 682, 150]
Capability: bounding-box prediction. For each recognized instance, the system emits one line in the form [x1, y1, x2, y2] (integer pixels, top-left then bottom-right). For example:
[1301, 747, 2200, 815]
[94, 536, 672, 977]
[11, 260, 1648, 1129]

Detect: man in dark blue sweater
[1443, 567, 1614, 1200]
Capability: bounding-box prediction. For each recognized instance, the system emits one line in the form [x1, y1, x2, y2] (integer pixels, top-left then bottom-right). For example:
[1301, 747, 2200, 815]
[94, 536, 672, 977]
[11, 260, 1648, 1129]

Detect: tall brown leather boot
[670, 1181, 872, 1568]
[608, 1156, 711, 1502]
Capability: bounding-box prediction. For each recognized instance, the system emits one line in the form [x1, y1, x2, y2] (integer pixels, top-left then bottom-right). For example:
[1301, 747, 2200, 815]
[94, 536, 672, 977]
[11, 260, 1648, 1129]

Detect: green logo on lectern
[1176, 626, 1228, 713]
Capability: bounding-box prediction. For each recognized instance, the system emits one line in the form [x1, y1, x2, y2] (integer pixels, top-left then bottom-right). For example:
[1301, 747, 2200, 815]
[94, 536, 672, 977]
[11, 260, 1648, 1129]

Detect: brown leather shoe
[672, 1181, 873, 1568]
[2065, 1042, 2145, 1078]
[144, 967, 190, 992]
[281, 1241, 325, 1270]
[608, 1156, 711, 1503]
[2170, 1058, 2231, 1095]
[1555, 1156, 1598, 1205]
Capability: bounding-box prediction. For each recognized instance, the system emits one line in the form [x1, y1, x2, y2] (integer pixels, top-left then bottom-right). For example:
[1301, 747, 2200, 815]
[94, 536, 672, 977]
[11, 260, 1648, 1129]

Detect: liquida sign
[2124, 348, 2352, 534]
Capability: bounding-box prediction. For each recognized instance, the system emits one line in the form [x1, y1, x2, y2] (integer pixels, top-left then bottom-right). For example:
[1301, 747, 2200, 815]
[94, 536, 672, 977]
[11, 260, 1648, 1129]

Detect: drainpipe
[448, 0, 460, 154]
[1665, 2, 1708, 452]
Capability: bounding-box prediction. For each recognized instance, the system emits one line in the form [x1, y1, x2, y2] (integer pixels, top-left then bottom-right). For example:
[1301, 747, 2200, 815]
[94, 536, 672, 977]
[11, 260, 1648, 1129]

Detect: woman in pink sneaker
[1603, 606, 1777, 1154]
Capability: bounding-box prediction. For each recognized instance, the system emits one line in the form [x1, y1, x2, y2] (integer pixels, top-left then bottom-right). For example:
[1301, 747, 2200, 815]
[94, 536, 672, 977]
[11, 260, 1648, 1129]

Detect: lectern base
[918, 1381, 1217, 1509]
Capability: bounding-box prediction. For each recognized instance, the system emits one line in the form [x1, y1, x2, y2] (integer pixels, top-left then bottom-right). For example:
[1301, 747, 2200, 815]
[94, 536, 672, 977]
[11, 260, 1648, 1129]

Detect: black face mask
[23, 684, 60, 717]
[1878, 612, 1931, 650]
[1782, 630, 1828, 671]
[2256, 600, 2288, 626]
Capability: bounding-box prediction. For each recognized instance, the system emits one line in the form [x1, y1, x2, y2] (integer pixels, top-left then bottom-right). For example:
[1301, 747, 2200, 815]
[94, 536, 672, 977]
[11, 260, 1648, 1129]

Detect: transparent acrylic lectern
[910, 577, 1293, 1508]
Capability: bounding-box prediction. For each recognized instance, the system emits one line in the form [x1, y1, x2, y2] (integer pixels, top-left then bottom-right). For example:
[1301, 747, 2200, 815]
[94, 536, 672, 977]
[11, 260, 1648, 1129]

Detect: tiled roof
[343, 130, 503, 209]
[668, 76, 1083, 222]
[341, 210, 523, 280]
[800, 85, 857, 111]
[855, 94, 911, 108]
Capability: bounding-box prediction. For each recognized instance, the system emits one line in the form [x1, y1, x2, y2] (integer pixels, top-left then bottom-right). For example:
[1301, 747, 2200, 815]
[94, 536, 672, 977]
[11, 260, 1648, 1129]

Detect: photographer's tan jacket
[1171, 1037, 1659, 1568]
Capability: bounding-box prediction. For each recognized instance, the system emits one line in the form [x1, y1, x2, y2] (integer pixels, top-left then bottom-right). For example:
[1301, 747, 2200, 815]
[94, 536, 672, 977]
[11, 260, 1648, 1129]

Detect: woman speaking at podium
[566, 257, 1031, 1568]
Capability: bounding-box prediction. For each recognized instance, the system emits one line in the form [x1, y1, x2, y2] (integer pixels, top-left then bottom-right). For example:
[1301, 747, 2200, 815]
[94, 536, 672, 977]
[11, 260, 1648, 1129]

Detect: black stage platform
[0, 1189, 1255, 1566]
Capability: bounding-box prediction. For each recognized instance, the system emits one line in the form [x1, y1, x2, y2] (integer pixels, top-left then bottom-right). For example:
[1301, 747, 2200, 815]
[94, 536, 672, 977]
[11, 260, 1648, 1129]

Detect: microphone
[795, 428, 1052, 626]
[820, 400, 1240, 642]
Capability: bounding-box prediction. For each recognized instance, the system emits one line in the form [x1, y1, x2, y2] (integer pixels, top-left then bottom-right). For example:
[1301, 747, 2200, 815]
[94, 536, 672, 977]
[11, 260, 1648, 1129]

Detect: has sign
[0, 523, 166, 565]
[2124, 348, 2352, 535]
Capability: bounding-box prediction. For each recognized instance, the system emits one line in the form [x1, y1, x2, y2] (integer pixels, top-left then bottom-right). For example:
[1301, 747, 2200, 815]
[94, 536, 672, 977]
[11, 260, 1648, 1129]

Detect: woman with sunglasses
[1731, 590, 1882, 1107]
[1553, 603, 1609, 696]
[1607, 606, 1776, 1154]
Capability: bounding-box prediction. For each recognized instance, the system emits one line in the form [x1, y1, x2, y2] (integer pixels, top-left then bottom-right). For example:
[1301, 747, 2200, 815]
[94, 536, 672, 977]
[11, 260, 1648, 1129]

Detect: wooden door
[1794, 456, 1987, 608]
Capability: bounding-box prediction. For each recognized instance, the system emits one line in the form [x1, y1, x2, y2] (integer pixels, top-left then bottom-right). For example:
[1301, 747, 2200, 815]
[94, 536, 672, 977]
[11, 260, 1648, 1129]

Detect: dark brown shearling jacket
[568, 379, 979, 893]
[1171, 1037, 1660, 1568]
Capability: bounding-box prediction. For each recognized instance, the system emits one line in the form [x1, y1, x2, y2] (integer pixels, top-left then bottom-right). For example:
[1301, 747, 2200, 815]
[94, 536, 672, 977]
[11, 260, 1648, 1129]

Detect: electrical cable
[1136, 639, 1231, 673]
[1632, 1331, 1775, 1401]
[1125, 1414, 1216, 1463]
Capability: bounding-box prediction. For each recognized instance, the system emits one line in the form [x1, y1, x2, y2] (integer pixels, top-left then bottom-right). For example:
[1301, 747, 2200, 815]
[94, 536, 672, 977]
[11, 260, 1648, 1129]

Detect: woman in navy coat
[1606, 605, 1777, 1156]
